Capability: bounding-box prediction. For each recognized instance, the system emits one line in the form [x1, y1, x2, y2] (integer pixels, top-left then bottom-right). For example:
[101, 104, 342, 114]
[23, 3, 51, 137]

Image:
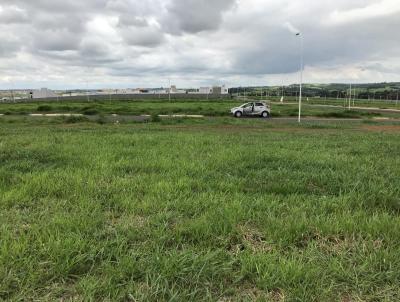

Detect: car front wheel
[234, 111, 242, 118]
[261, 111, 270, 118]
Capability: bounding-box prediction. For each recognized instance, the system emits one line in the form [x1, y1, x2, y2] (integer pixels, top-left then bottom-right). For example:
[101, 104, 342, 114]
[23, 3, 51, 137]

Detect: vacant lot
[1, 99, 399, 119]
[1, 117, 400, 301]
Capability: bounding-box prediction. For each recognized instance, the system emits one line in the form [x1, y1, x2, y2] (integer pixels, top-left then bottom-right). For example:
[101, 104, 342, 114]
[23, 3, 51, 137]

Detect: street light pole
[348, 83, 352, 110]
[168, 78, 171, 102]
[296, 32, 304, 123]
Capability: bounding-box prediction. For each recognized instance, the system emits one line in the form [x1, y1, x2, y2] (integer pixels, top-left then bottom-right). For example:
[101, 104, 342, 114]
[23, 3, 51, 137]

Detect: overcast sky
[0, 0, 399, 89]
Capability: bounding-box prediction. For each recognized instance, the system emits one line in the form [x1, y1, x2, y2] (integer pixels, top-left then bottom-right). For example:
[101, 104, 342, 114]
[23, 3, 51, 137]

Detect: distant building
[150, 89, 168, 94]
[62, 92, 82, 97]
[168, 85, 186, 94]
[214, 85, 229, 94]
[212, 86, 222, 95]
[199, 87, 213, 94]
[194, 85, 229, 95]
[29, 88, 58, 99]
[221, 85, 229, 94]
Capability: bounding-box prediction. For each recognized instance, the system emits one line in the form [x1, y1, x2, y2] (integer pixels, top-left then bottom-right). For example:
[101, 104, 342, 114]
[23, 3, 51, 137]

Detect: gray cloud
[117, 16, 165, 47]
[0, 6, 29, 24]
[120, 26, 165, 47]
[0, 37, 21, 57]
[79, 39, 121, 63]
[162, 0, 236, 34]
[227, 1, 400, 76]
[1, 0, 109, 13]
[32, 29, 82, 51]
[0, 0, 399, 89]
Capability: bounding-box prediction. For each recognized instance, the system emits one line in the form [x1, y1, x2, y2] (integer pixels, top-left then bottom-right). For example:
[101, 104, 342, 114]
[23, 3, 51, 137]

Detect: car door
[254, 103, 264, 115]
[243, 103, 253, 115]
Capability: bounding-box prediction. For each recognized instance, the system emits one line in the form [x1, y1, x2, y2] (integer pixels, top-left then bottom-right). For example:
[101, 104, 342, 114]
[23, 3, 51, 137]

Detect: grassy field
[1, 98, 399, 119]
[1, 116, 400, 301]
[302, 98, 400, 110]
[249, 96, 400, 110]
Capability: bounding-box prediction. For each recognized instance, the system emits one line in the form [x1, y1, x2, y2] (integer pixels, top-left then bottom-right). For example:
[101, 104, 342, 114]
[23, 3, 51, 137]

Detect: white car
[230, 102, 271, 118]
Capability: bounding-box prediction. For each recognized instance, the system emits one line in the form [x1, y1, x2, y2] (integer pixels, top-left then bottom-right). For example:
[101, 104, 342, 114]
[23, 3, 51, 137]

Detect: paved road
[2, 113, 399, 123]
[98, 115, 398, 123]
[233, 97, 400, 113]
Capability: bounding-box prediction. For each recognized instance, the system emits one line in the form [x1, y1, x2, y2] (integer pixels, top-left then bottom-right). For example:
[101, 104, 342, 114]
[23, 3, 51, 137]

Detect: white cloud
[326, 0, 400, 25]
[284, 22, 301, 35]
[0, 0, 399, 89]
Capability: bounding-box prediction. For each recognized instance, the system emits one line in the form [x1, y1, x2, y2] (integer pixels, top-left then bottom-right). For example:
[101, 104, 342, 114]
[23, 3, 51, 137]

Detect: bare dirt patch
[361, 125, 400, 132]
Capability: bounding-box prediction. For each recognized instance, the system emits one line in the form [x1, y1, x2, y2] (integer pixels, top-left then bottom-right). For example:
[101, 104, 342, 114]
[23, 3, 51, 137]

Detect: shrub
[96, 115, 107, 124]
[151, 113, 161, 122]
[37, 105, 53, 112]
[316, 111, 360, 119]
[65, 116, 89, 124]
[83, 109, 99, 115]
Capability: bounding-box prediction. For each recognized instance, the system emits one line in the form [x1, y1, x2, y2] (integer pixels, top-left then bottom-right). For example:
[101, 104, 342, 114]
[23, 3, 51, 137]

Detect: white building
[168, 85, 186, 94]
[29, 88, 58, 99]
[194, 85, 229, 95]
[220, 85, 229, 94]
[199, 87, 213, 94]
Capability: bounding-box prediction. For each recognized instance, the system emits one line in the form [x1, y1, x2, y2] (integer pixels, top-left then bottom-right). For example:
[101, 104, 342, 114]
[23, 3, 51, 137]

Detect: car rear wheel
[234, 111, 242, 118]
[261, 111, 270, 118]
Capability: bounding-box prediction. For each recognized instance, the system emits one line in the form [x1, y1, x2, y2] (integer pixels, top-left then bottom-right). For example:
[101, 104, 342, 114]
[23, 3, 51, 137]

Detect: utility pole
[168, 78, 171, 102]
[348, 83, 352, 110]
[86, 81, 90, 102]
[296, 32, 304, 123]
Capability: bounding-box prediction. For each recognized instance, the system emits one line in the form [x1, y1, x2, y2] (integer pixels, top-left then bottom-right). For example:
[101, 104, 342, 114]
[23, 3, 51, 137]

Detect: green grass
[1, 98, 399, 119]
[1, 117, 400, 301]
[0, 100, 240, 117]
[305, 98, 400, 110]
[247, 96, 400, 110]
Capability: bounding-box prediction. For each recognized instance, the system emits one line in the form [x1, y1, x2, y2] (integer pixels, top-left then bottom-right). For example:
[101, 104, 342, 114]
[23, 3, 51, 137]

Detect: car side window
[256, 103, 264, 107]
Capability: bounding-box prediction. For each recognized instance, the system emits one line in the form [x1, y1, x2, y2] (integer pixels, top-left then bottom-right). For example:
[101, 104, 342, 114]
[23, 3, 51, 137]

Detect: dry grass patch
[218, 286, 285, 302]
[106, 212, 149, 230]
[230, 225, 274, 255]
